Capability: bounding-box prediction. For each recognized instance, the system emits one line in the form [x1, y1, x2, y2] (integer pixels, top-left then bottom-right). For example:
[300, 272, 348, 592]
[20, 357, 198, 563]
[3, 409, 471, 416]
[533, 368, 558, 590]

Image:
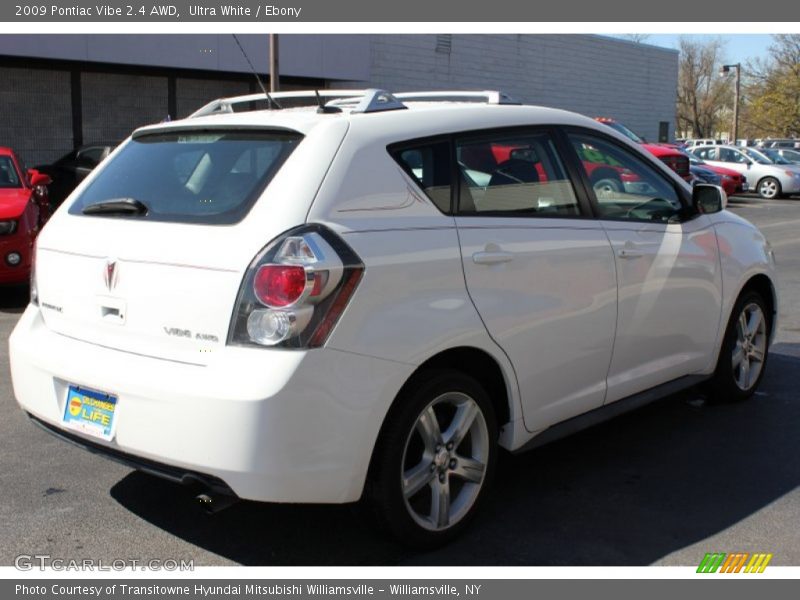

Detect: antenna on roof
[231, 34, 282, 110]
[314, 90, 342, 114]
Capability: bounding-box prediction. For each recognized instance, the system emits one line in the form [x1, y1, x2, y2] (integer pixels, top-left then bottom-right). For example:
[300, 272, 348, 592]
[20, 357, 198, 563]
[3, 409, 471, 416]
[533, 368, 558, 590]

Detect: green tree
[744, 35, 800, 137]
[677, 38, 732, 138]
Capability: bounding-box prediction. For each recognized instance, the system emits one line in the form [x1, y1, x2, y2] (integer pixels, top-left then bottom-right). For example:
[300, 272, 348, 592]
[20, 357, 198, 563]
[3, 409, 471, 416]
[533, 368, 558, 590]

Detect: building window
[435, 35, 452, 55]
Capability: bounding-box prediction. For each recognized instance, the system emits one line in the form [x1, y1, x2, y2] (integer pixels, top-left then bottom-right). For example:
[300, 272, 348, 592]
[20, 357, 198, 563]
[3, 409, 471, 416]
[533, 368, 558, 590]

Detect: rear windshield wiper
[82, 198, 149, 216]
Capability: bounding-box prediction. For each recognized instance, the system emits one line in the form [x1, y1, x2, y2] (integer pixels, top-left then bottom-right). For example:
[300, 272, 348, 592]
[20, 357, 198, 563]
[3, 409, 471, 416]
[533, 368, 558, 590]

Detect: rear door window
[69, 130, 302, 224]
[456, 131, 582, 217]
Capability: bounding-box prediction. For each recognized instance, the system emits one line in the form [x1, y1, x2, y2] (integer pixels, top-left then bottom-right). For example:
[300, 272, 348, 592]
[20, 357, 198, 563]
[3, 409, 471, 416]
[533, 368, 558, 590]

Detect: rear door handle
[617, 248, 644, 259]
[472, 251, 514, 265]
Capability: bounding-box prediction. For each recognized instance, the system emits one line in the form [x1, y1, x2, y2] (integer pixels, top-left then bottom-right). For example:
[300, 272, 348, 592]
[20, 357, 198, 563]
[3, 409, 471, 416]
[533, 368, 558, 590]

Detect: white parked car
[684, 138, 722, 148]
[9, 90, 778, 546]
[690, 144, 800, 199]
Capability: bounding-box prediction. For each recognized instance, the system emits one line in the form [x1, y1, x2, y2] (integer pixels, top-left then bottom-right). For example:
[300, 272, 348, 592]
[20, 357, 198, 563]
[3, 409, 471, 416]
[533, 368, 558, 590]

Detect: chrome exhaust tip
[195, 492, 238, 515]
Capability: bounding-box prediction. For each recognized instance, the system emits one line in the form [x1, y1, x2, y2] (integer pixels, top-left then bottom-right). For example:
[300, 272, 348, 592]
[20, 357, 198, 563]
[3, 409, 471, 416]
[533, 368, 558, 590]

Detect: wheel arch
[739, 273, 778, 339]
[406, 347, 513, 428]
[368, 346, 518, 473]
[714, 272, 778, 367]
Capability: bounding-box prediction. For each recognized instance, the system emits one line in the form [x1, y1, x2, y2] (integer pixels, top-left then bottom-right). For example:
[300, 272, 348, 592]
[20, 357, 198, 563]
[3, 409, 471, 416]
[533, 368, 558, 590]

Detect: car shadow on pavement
[110, 343, 800, 566]
[0, 284, 28, 313]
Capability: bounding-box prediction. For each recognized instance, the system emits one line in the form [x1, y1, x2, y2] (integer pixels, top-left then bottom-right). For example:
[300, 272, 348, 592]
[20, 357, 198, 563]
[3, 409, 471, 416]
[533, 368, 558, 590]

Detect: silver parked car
[760, 139, 800, 150]
[763, 148, 800, 165]
[690, 144, 800, 199]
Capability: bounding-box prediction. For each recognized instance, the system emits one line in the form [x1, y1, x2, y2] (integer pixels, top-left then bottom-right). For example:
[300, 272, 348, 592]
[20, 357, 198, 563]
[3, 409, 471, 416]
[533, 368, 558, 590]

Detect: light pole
[720, 63, 741, 143]
[269, 34, 279, 92]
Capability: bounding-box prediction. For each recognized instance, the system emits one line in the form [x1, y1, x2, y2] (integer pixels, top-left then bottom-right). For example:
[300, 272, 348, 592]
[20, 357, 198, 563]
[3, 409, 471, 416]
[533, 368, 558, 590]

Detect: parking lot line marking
[757, 218, 800, 230]
[769, 238, 800, 248]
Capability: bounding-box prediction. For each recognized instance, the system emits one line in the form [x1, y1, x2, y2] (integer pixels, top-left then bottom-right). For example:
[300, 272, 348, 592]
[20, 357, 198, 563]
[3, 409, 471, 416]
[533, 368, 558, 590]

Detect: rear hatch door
[34, 122, 346, 364]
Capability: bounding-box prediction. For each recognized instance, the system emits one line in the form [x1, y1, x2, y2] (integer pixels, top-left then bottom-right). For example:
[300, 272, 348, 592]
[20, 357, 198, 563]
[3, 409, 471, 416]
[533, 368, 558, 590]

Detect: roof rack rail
[188, 88, 521, 119]
[189, 90, 366, 118]
[327, 89, 408, 114]
[395, 90, 521, 105]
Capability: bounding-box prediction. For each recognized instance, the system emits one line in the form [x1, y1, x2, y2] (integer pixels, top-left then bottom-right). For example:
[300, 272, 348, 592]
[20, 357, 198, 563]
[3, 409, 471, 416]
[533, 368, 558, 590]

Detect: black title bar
[2, 0, 797, 22]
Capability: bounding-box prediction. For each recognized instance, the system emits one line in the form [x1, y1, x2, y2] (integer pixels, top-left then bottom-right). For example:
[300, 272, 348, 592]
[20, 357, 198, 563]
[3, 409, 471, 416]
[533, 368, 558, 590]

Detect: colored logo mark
[68, 397, 82, 416]
[697, 552, 773, 573]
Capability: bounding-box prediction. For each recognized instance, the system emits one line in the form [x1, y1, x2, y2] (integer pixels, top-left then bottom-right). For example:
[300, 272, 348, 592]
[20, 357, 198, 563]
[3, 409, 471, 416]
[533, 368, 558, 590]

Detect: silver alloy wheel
[594, 178, 622, 198]
[401, 392, 489, 531]
[759, 178, 779, 199]
[732, 302, 767, 391]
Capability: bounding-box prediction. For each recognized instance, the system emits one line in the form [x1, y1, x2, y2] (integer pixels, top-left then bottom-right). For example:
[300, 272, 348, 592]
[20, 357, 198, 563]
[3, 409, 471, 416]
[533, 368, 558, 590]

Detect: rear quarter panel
[306, 130, 525, 446]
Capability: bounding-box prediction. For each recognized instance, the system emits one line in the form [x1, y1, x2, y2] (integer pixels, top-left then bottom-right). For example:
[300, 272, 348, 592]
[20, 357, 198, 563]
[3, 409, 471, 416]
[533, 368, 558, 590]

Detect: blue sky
[636, 34, 776, 65]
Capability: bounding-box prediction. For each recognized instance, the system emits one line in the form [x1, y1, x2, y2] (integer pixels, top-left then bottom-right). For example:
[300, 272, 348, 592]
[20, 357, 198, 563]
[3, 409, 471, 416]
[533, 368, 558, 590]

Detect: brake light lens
[229, 225, 364, 349]
[254, 264, 308, 308]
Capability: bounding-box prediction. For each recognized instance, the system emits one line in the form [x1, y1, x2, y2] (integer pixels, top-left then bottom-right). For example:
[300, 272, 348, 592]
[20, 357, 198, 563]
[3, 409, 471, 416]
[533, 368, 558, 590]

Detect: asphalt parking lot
[1, 194, 799, 567]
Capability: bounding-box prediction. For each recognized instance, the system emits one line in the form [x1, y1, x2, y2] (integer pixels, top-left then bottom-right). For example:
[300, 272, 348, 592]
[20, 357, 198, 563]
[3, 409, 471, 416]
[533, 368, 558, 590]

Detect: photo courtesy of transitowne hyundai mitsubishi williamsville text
[10, 89, 778, 547]
[15, 584, 468, 596]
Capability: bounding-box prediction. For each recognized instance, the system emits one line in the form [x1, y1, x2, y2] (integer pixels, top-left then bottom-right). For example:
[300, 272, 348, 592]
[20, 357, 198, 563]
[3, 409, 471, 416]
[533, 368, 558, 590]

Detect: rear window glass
[68, 130, 302, 224]
[0, 156, 21, 188]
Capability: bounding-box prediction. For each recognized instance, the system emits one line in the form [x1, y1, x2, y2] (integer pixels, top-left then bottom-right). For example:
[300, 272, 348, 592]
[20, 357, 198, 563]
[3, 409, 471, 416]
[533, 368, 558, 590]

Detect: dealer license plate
[62, 386, 118, 441]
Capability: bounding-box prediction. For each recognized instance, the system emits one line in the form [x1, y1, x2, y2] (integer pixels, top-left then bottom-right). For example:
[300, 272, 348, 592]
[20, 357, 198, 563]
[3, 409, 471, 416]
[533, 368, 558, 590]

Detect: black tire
[704, 290, 771, 403]
[757, 177, 782, 199]
[365, 369, 498, 548]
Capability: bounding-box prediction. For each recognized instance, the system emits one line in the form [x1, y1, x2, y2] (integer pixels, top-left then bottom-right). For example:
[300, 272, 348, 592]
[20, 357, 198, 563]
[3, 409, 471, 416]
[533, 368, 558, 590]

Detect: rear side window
[693, 147, 714, 160]
[390, 141, 452, 213]
[69, 130, 302, 224]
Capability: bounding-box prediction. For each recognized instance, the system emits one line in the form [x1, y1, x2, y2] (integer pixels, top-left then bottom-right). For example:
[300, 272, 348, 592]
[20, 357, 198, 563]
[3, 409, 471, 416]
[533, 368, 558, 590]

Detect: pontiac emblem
[104, 259, 118, 292]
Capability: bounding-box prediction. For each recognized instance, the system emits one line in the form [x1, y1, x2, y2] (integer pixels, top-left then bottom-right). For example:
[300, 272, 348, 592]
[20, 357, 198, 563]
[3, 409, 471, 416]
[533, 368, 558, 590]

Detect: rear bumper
[29, 414, 235, 495]
[10, 305, 414, 503]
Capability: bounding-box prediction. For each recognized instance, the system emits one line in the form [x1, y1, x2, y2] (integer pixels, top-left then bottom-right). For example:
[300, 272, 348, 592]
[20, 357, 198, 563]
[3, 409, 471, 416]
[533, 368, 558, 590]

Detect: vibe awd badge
[163, 327, 219, 343]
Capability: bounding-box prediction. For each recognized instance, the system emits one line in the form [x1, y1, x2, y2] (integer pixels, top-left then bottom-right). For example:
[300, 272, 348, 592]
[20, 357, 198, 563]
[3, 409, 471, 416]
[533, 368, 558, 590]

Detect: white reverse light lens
[246, 309, 296, 346]
[275, 236, 318, 264]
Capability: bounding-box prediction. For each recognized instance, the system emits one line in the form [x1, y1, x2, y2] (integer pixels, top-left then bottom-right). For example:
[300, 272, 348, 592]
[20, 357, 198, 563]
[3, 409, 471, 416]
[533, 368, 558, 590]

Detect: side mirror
[693, 183, 726, 214]
[28, 169, 52, 187]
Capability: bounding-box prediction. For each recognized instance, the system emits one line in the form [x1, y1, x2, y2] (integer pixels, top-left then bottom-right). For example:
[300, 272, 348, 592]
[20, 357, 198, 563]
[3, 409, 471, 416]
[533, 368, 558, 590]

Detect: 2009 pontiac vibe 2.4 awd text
[10, 90, 777, 546]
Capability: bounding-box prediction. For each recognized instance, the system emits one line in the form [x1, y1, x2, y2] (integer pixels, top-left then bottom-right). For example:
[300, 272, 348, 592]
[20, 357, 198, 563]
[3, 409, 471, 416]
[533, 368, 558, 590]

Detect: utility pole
[721, 63, 741, 143]
[269, 34, 279, 93]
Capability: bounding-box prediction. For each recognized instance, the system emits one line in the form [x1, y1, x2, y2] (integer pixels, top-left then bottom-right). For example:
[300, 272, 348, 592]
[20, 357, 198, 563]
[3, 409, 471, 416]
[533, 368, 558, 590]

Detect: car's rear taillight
[254, 264, 309, 308]
[228, 225, 364, 349]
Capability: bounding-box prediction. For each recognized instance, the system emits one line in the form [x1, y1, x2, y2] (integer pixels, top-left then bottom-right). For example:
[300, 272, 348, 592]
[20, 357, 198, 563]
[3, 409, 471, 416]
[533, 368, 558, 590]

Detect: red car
[0, 147, 51, 285]
[595, 118, 692, 182]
